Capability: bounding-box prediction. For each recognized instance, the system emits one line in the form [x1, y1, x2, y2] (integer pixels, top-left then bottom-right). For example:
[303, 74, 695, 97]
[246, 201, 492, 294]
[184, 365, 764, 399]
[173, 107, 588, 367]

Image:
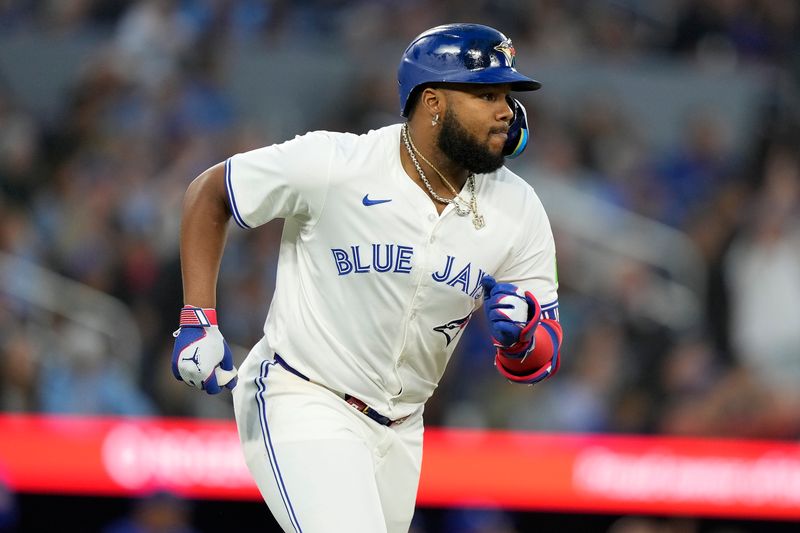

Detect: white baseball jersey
[225, 123, 558, 420]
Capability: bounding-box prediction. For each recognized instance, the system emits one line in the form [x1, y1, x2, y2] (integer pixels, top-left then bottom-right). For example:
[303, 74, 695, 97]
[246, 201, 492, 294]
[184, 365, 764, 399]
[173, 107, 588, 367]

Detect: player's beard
[437, 110, 505, 174]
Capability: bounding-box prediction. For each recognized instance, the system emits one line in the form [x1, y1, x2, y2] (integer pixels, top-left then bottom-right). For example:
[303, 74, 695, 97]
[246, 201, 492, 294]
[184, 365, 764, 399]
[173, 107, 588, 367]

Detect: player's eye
[481, 92, 497, 101]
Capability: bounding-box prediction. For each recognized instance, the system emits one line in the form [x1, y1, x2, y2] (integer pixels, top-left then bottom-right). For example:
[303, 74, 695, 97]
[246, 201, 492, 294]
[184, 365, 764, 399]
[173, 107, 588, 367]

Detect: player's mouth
[489, 128, 508, 148]
[489, 126, 509, 139]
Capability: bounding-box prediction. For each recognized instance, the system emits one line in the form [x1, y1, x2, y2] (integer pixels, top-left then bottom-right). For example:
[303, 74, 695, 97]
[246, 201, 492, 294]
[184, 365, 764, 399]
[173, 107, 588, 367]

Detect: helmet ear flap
[503, 97, 530, 158]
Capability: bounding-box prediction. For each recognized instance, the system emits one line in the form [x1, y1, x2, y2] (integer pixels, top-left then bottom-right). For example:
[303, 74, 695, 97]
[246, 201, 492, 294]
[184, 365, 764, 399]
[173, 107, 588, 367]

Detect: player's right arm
[171, 163, 238, 394]
[172, 132, 334, 393]
[181, 163, 230, 309]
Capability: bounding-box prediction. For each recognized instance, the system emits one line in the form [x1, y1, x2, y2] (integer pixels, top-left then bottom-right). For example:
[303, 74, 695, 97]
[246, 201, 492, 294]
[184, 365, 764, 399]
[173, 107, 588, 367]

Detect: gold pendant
[472, 214, 485, 229]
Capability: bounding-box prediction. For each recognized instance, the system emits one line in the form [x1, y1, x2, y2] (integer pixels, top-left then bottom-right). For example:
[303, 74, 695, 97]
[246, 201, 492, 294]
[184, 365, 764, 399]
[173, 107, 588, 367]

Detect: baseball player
[171, 23, 563, 533]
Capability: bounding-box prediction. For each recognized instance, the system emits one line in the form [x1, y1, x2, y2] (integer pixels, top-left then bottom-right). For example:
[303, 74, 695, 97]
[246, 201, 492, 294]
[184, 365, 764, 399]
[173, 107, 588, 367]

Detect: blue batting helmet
[397, 23, 541, 117]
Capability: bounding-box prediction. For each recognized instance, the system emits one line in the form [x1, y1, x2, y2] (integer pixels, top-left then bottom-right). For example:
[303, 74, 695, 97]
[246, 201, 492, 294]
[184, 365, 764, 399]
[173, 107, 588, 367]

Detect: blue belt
[273, 354, 408, 427]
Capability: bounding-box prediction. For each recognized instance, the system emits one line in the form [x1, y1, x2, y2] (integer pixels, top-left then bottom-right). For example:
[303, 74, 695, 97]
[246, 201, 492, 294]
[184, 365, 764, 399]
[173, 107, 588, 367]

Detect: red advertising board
[1, 414, 799, 520]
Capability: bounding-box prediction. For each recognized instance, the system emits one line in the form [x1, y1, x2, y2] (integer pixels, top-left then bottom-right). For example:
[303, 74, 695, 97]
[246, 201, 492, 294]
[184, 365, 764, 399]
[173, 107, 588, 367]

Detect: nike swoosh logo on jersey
[362, 194, 392, 206]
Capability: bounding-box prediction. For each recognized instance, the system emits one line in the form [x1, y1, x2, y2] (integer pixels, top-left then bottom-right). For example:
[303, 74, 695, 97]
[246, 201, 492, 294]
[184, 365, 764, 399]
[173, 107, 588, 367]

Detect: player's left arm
[482, 275, 561, 385]
[483, 191, 561, 385]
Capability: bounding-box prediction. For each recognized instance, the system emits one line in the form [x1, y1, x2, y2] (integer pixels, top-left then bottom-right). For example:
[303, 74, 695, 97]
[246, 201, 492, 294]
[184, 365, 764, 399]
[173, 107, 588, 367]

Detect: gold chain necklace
[401, 124, 485, 229]
[407, 131, 468, 202]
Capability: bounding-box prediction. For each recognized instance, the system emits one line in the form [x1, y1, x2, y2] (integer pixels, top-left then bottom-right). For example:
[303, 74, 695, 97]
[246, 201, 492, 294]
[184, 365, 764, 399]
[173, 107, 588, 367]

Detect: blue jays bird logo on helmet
[494, 39, 516, 67]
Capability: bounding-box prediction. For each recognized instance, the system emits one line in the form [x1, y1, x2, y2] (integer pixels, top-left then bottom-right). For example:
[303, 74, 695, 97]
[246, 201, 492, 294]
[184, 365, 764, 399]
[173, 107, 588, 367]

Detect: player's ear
[419, 87, 443, 121]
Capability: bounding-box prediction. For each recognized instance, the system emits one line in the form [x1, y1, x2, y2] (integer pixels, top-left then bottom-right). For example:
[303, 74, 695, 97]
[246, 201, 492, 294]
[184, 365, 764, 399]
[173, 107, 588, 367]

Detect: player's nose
[496, 98, 514, 123]
[497, 98, 514, 124]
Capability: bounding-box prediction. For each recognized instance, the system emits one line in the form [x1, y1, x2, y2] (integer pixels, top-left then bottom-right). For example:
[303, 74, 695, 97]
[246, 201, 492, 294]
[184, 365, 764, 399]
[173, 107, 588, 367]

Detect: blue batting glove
[481, 275, 541, 356]
[172, 306, 238, 394]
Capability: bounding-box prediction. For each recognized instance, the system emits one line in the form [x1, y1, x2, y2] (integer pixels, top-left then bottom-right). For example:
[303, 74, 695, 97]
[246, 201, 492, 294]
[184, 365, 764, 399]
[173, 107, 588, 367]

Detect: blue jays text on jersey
[331, 244, 485, 299]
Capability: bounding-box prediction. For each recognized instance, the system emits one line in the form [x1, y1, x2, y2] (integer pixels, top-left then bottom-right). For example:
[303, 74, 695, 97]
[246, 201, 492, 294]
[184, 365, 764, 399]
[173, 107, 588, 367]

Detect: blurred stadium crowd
[2, 0, 800, 437]
[1, 1, 800, 530]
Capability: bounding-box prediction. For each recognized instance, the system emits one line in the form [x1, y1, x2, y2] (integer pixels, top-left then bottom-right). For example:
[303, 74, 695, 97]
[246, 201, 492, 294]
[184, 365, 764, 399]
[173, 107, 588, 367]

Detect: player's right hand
[171, 306, 238, 394]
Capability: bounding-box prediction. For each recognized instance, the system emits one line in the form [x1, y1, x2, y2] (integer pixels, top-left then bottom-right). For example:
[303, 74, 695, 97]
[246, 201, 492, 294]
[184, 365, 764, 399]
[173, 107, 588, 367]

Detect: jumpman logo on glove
[181, 347, 202, 372]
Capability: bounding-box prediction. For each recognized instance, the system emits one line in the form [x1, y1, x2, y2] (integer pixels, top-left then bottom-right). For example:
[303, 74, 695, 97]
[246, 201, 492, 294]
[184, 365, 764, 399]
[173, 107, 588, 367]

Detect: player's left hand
[481, 275, 542, 357]
[171, 306, 238, 394]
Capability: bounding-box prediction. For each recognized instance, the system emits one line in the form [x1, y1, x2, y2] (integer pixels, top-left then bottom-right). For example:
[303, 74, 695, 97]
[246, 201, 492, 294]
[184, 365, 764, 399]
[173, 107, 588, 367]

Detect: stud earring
[431, 114, 439, 126]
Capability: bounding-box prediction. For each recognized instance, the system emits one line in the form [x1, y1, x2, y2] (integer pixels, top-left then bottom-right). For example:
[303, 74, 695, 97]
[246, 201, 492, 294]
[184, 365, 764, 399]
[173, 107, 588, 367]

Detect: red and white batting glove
[171, 306, 238, 394]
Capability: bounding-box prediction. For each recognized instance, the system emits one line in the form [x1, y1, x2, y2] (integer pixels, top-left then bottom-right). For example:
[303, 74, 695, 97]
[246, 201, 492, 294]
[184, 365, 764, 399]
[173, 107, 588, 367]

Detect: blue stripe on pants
[256, 360, 303, 532]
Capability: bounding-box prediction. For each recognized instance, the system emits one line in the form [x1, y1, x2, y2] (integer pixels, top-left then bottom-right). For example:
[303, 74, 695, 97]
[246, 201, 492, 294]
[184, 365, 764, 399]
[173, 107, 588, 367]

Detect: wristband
[179, 306, 218, 327]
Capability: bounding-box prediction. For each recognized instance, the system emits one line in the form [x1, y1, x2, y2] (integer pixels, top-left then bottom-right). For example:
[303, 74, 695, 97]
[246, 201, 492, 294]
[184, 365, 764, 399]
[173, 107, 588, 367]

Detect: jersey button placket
[426, 214, 440, 252]
[392, 221, 430, 394]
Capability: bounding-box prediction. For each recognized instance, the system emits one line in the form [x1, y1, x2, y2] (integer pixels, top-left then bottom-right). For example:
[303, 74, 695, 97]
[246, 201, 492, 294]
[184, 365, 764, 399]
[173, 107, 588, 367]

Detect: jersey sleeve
[497, 189, 559, 312]
[225, 131, 334, 229]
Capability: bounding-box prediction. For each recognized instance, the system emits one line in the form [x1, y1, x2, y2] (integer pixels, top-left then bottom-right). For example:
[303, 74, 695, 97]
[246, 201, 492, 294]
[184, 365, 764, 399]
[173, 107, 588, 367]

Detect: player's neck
[401, 121, 470, 192]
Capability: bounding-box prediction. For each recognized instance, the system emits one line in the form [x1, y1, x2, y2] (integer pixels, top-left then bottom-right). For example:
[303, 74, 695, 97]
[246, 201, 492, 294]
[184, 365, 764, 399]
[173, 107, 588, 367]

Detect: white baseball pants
[233, 355, 424, 533]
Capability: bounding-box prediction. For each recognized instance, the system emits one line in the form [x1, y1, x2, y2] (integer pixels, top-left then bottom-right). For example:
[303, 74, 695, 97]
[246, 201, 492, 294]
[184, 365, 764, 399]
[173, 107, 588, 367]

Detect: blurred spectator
[102, 492, 199, 533]
[442, 508, 519, 533]
[568, 91, 644, 206]
[724, 147, 800, 387]
[650, 110, 736, 227]
[608, 516, 699, 533]
[0, 328, 40, 412]
[0, 84, 43, 207]
[39, 322, 155, 415]
[658, 365, 799, 439]
[0, 472, 17, 532]
[114, 0, 195, 90]
[670, 0, 799, 66]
